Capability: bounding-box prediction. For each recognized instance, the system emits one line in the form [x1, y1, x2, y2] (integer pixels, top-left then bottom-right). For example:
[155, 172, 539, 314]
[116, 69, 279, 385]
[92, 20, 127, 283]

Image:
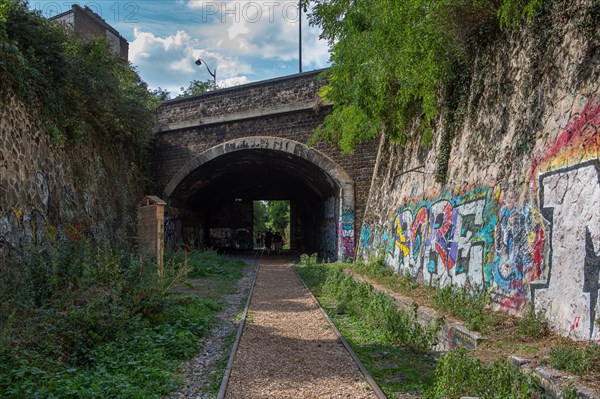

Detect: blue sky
[31, 1, 331, 95]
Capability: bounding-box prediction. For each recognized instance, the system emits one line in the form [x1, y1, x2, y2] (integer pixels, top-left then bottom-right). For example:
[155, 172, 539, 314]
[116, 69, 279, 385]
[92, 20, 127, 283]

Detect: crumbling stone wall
[0, 88, 145, 259]
[358, 2, 599, 341]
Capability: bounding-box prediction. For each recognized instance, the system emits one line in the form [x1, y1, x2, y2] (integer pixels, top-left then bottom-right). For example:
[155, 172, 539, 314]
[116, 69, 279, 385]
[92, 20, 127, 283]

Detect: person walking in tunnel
[264, 230, 273, 255]
[256, 233, 263, 250]
[274, 231, 283, 255]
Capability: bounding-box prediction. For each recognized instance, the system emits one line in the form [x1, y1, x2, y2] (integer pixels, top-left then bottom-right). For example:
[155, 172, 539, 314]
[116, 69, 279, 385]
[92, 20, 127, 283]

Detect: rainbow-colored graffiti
[359, 97, 600, 341]
[489, 204, 547, 312]
[393, 189, 495, 287]
[377, 188, 547, 297]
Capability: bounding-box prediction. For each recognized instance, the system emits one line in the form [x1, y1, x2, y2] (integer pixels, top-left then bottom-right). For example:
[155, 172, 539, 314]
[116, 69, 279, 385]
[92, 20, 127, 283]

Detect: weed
[246, 310, 255, 323]
[0, 241, 244, 398]
[167, 249, 245, 280]
[561, 381, 577, 399]
[550, 344, 600, 375]
[208, 329, 237, 395]
[517, 304, 549, 339]
[300, 253, 319, 267]
[432, 284, 489, 332]
[349, 259, 416, 295]
[296, 262, 443, 351]
[423, 349, 542, 399]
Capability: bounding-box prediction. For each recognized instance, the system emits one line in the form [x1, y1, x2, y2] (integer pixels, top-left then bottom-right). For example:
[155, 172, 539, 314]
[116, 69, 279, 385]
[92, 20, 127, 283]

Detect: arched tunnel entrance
[163, 137, 355, 261]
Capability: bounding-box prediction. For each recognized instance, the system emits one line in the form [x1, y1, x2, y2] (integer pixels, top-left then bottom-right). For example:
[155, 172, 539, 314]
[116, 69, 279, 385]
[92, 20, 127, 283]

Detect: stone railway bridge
[149, 70, 378, 260]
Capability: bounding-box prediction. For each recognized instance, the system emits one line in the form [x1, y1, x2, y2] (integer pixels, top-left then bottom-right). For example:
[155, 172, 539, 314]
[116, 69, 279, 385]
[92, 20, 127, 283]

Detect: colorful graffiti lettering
[528, 99, 599, 340]
[367, 187, 550, 312]
[358, 97, 599, 341]
[340, 210, 355, 260]
[385, 188, 494, 288]
[490, 204, 548, 312]
[360, 225, 372, 252]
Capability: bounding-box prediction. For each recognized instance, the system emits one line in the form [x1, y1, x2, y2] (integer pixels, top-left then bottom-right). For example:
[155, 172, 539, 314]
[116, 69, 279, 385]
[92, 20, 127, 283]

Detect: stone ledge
[154, 101, 328, 133]
[346, 270, 484, 352]
[345, 270, 599, 399]
[512, 357, 599, 399]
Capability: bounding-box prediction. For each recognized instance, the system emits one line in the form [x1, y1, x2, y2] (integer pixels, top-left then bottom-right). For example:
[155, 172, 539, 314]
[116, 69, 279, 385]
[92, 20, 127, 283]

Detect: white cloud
[129, 27, 253, 93]
[220, 76, 250, 88]
[124, 1, 330, 92]
[188, 2, 330, 68]
[169, 57, 195, 73]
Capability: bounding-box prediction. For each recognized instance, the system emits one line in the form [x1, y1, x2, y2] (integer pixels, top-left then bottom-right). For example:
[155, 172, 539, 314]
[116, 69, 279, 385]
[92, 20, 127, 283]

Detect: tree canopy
[0, 0, 156, 146]
[303, 0, 542, 153]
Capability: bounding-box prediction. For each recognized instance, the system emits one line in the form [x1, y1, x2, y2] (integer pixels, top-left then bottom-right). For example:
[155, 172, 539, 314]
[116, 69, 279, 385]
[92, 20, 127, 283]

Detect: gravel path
[224, 255, 377, 399]
[171, 252, 259, 399]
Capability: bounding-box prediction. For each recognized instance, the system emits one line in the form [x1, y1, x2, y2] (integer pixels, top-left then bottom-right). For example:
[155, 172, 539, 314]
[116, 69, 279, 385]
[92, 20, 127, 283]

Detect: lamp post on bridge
[195, 58, 216, 88]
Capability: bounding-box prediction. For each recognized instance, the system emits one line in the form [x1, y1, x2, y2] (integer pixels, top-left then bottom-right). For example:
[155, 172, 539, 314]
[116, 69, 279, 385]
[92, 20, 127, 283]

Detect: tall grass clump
[432, 284, 491, 332]
[423, 349, 542, 399]
[550, 343, 600, 375]
[295, 257, 443, 351]
[167, 248, 245, 280]
[349, 257, 416, 294]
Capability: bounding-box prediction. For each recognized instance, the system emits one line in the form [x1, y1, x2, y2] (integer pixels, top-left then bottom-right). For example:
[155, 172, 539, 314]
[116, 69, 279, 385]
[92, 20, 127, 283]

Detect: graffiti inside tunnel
[340, 210, 355, 260]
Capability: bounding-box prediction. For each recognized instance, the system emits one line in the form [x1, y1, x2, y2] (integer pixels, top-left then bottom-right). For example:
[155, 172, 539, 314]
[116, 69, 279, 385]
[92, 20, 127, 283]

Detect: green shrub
[550, 344, 600, 375]
[517, 304, 549, 339]
[423, 349, 541, 399]
[0, 0, 156, 145]
[0, 241, 231, 398]
[432, 284, 489, 331]
[300, 252, 319, 267]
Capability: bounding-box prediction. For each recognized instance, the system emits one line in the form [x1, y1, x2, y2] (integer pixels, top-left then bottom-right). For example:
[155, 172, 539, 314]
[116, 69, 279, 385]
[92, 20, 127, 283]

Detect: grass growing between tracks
[0, 243, 246, 398]
[346, 257, 600, 393]
[295, 255, 553, 399]
[294, 254, 441, 396]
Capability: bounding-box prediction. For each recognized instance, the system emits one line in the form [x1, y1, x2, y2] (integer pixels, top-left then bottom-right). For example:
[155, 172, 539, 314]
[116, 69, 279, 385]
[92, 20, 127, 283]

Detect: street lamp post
[195, 59, 216, 88]
[299, 1, 302, 73]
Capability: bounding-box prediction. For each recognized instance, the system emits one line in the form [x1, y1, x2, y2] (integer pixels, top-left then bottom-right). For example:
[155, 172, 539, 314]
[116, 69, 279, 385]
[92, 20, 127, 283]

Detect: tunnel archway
[163, 136, 355, 261]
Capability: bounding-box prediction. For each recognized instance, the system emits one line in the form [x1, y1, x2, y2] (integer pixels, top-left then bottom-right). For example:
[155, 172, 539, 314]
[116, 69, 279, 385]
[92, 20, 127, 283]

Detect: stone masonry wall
[358, 2, 599, 341]
[150, 70, 379, 244]
[0, 88, 145, 260]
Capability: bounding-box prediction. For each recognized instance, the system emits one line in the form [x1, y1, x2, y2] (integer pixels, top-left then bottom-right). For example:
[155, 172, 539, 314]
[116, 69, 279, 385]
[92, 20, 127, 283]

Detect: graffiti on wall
[532, 160, 599, 341]
[359, 97, 599, 340]
[340, 210, 355, 260]
[490, 204, 548, 312]
[209, 227, 232, 248]
[0, 207, 49, 251]
[360, 225, 372, 252]
[321, 218, 337, 262]
[384, 189, 497, 289]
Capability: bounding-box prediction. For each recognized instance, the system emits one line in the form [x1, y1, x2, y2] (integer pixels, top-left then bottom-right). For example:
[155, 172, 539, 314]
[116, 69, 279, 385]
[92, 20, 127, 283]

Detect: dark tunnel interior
[168, 149, 341, 258]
